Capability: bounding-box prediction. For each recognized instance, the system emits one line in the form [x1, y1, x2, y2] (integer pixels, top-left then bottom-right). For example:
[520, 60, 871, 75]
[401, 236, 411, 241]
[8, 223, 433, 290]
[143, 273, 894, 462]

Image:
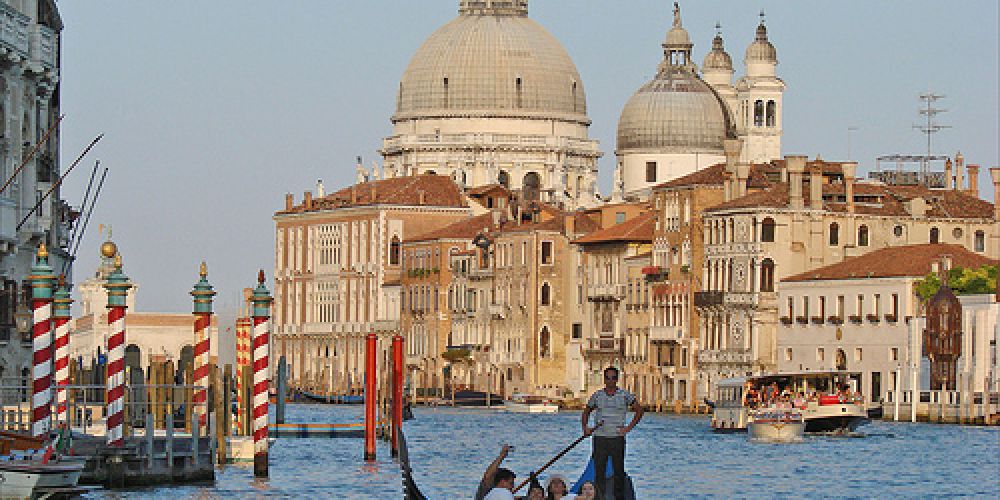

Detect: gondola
[398, 429, 428, 500]
[298, 389, 364, 404]
[398, 430, 636, 500]
[570, 459, 637, 500]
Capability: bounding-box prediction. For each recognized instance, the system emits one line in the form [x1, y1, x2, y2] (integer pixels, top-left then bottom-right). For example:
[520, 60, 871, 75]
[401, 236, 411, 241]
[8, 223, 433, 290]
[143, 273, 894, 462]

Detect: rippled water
[83, 404, 999, 498]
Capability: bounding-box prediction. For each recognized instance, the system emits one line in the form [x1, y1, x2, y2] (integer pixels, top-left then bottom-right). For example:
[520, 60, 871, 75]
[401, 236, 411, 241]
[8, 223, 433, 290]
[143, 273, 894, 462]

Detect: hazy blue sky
[56, 0, 998, 316]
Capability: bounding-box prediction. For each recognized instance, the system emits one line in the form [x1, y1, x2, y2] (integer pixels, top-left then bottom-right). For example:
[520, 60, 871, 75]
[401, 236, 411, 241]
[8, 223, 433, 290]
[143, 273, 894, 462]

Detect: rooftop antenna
[912, 91, 950, 181]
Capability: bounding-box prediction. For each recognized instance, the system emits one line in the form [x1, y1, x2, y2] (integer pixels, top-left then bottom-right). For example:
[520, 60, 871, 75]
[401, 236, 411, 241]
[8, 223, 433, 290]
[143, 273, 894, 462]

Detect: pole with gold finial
[191, 262, 215, 431]
[29, 243, 56, 438]
[250, 270, 272, 477]
[104, 252, 132, 447]
[53, 274, 73, 425]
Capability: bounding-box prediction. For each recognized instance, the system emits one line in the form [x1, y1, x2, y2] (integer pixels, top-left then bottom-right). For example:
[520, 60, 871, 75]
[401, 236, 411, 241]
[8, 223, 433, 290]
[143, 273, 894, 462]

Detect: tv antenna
[912, 92, 950, 180]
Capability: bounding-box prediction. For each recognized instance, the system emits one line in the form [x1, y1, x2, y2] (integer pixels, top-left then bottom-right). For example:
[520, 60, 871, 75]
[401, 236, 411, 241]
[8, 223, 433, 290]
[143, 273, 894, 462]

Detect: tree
[914, 265, 998, 302]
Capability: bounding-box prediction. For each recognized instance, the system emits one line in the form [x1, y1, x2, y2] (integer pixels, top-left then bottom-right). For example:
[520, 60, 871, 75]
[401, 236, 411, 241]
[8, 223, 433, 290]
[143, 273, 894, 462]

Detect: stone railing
[698, 349, 752, 365]
[649, 325, 682, 342]
[382, 133, 600, 154]
[724, 291, 757, 308]
[0, 3, 29, 59]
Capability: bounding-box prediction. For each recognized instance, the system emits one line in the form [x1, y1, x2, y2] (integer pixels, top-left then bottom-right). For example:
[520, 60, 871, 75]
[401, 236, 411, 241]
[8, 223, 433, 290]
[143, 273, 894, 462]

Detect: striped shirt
[587, 388, 636, 438]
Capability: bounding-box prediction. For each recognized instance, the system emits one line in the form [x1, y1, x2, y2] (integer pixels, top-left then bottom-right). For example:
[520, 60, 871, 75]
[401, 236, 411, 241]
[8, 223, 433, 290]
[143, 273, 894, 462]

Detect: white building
[0, 0, 72, 379]
[777, 244, 998, 406]
[381, 0, 602, 208]
[613, 6, 784, 199]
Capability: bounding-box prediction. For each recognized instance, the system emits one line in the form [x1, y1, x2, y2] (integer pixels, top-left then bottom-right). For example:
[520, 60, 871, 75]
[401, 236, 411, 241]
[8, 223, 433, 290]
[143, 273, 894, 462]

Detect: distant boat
[298, 390, 364, 404]
[450, 390, 504, 407]
[503, 394, 559, 413]
[570, 458, 636, 500]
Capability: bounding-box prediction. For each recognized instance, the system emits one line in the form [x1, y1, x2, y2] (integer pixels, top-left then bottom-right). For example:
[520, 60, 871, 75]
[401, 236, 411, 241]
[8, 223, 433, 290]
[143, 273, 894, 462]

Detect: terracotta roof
[499, 210, 600, 236]
[782, 244, 999, 282]
[573, 211, 656, 245]
[408, 213, 499, 243]
[653, 162, 773, 190]
[708, 181, 995, 219]
[278, 175, 467, 214]
[466, 184, 511, 197]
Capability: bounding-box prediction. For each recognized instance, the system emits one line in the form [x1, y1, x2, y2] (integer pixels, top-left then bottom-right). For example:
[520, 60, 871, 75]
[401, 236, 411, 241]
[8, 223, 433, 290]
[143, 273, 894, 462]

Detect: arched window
[522, 172, 540, 202]
[390, 236, 401, 266]
[754, 100, 765, 127]
[829, 223, 840, 246]
[540, 327, 551, 358]
[540, 282, 551, 306]
[765, 100, 776, 127]
[760, 258, 775, 292]
[930, 227, 940, 244]
[761, 217, 776, 242]
[498, 170, 510, 188]
[858, 225, 869, 247]
[974, 230, 985, 252]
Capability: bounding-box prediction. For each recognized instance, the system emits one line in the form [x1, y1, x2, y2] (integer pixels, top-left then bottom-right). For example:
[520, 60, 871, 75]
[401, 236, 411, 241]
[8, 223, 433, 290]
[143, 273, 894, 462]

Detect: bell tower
[735, 11, 784, 164]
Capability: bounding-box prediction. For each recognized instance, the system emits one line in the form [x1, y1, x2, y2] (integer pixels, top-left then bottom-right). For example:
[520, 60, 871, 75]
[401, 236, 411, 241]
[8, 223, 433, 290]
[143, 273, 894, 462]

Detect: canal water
[84, 403, 999, 498]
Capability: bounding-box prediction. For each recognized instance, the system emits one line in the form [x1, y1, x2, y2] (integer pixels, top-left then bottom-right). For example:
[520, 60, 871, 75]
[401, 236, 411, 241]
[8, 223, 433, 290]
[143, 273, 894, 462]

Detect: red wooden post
[391, 335, 404, 457]
[364, 333, 377, 461]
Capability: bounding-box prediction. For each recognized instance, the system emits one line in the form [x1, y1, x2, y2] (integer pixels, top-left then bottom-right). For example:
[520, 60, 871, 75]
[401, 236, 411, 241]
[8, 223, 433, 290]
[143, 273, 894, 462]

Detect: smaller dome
[665, 25, 691, 47]
[703, 33, 732, 71]
[101, 241, 118, 258]
[745, 22, 776, 63]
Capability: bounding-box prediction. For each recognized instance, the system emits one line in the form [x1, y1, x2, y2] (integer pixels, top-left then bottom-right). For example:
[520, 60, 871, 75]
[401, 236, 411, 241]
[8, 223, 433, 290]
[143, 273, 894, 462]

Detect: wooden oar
[512, 423, 602, 493]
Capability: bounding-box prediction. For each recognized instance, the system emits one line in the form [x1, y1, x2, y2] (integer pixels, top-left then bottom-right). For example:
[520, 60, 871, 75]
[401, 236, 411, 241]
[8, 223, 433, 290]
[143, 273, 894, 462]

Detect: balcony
[587, 283, 624, 302]
[693, 291, 724, 308]
[884, 314, 898, 323]
[866, 314, 881, 323]
[848, 315, 863, 324]
[724, 291, 758, 308]
[827, 315, 844, 325]
[795, 316, 808, 325]
[372, 319, 400, 332]
[811, 316, 824, 325]
[584, 337, 623, 356]
[468, 267, 493, 280]
[697, 349, 752, 365]
[0, 4, 29, 59]
[488, 304, 507, 320]
[641, 266, 667, 283]
[650, 325, 683, 343]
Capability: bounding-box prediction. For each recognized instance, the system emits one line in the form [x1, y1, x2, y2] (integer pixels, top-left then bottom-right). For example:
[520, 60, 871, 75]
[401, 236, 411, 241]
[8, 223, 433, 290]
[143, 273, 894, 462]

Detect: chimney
[722, 171, 733, 202]
[316, 179, 325, 197]
[564, 213, 576, 239]
[723, 139, 742, 201]
[285, 193, 294, 211]
[944, 159, 953, 189]
[809, 164, 823, 210]
[735, 163, 750, 199]
[491, 210, 503, 228]
[371, 183, 377, 203]
[418, 190, 426, 205]
[842, 162, 857, 214]
[785, 155, 807, 210]
[350, 185, 358, 204]
[990, 167, 1000, 220]
[966, 164, 980, 194]
[955, 152, 965, 193]
[303, 191, 313, 210]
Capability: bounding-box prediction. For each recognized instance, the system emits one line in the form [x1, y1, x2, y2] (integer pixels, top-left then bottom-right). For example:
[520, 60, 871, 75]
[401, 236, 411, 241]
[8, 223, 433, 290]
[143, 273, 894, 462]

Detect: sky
[56, 0, 998, 319]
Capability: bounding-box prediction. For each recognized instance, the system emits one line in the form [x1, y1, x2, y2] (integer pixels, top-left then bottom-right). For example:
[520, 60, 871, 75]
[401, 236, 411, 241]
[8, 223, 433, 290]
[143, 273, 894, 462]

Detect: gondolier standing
[582, 366, 644, 500]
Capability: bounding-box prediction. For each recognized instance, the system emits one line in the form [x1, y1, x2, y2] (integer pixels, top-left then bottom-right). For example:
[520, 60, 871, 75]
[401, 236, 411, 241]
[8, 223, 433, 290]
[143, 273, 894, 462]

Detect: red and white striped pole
[104, 253, 132, 447]
[364, 333, 377, 461]
[251, 270, 272, 477]
[235, 317, 251, 433]
[190, 262, 215, 430]
[29, 243, 56, 438]
[53, 275, 73, 426]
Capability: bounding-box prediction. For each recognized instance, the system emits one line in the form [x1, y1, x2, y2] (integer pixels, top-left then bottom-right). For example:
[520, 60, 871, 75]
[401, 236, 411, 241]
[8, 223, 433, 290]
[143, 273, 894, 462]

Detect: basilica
[272, 1, 999, 408]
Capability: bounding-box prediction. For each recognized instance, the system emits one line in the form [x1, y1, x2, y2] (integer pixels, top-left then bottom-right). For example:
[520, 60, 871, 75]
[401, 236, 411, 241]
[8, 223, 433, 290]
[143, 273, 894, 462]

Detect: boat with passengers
[712, 371, 869, 434]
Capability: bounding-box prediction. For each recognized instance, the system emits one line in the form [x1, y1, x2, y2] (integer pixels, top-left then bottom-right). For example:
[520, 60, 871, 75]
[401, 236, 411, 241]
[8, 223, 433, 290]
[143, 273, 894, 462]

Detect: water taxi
[503, 394, 559, 414]
[712, 371, 869, 434]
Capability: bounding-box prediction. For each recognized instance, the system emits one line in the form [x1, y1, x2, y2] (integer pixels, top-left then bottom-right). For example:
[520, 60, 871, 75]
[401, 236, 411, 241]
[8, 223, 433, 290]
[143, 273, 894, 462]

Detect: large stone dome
[617, 68, 731, 153]
[393, 2, 588, 124]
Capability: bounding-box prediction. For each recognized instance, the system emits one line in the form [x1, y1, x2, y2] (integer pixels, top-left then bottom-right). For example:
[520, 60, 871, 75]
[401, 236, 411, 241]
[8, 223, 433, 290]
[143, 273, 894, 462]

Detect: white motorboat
[747, 408, 805, 442]
[0, 460, 85, 498]
[503, 394, 559, 414]
[712, 371, 869, 434]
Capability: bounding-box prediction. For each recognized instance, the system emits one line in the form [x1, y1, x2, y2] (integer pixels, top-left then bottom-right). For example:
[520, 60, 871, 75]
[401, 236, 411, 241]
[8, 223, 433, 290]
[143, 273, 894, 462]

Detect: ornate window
[858, 225, 870, 247]
[389, 236, 401, 266]
[974, 231, 985, 252]
[754, 100, 765, 127]
[829, 222, 839, 246]
[540, 282, 551, 306]
[930, 227, 940, 244]
[765, 100, 776, 127]
[760, 258, 775, 292]
[646, 161, 657, 183]
[540, 327, 551, 358]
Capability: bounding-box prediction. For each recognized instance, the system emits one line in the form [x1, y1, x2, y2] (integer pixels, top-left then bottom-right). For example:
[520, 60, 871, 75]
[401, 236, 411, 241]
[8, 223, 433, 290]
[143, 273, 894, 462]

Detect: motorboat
[0, 460, 85, 498]
[712, 371, 869, 434]
[747, 407, 805, 442]
[503, 394, 559, 414]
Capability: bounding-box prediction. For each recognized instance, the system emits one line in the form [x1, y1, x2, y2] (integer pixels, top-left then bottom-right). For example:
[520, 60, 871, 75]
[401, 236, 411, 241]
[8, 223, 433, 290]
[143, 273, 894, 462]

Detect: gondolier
[581, 366, 643, 500]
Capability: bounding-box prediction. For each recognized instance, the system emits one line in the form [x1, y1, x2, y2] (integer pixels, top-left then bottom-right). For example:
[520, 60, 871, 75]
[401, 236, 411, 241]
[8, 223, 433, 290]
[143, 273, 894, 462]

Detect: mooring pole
[104, 253, 132, 447]
[191, 262, 216, 430]
[53, 276, 73, 426]
[391, 335, 403, 457]
[29, 243, 55, 438]
[364, 333, 377, 461]
[251, 270, 272, 478]
[276, 356, 287, 425]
